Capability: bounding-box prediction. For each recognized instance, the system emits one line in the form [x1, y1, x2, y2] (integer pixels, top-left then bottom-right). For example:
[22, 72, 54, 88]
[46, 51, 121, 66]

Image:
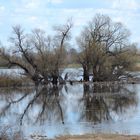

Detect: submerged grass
[0, 127, 26, 140]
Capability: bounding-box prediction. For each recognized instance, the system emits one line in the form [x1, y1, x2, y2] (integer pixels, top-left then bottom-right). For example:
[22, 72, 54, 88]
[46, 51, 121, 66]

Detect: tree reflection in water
[81, 83, 138, 124]
[0, 83, 138, 127]
[0, 85, 64, 125]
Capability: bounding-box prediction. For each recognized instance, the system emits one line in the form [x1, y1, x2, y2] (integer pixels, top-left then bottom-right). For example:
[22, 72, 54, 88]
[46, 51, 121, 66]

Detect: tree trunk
[93, 67, 99, 82]
[83, 65, 89, 81]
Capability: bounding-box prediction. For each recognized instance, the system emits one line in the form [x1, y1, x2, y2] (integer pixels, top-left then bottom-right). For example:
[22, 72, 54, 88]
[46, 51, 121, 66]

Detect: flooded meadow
[0, 81, 140, 139]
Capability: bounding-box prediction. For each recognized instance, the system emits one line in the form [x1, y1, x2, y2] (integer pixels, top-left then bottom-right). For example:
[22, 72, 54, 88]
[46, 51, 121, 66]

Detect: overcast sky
[0, 0, 140, 47]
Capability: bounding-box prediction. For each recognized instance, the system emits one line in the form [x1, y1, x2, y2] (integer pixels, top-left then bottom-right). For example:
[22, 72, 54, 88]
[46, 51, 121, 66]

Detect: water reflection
[0, 86, 65, 126]
[0, 83, 139, 138]
[82, 83, 137, 123]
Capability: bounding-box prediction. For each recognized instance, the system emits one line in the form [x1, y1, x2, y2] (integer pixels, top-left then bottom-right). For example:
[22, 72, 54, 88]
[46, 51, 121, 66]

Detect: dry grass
[1, 131, 140, 140]
[0, 74, 32, 87]
[128, 63, 140, 71]
[55, 134, 140, 140]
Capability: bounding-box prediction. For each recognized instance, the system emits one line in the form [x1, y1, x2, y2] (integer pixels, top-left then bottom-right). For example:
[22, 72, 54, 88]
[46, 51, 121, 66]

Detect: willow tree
[0, 21, 72, 85]
[77, 14, 137, 82]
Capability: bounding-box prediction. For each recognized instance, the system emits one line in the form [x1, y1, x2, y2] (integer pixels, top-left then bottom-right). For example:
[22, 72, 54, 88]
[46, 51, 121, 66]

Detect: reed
[0, 73, 32, 87]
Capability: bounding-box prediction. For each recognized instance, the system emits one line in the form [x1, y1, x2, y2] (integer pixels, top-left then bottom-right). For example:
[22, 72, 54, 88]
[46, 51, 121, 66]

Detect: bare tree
[49, 20, 73, 85]
[0, 21, 72, 85]
[77, 14, 137, 82]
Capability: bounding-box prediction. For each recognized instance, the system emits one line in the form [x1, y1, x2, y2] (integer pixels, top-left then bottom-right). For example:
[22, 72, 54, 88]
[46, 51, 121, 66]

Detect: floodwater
[0, 82, 140, 139]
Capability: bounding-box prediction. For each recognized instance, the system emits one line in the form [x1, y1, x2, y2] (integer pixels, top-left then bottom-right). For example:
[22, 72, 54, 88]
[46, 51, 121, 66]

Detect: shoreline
[53, 134, 140, 140]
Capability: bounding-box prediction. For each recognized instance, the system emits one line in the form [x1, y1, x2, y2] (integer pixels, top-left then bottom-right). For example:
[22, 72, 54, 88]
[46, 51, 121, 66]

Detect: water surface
[0, 83, 140, 139]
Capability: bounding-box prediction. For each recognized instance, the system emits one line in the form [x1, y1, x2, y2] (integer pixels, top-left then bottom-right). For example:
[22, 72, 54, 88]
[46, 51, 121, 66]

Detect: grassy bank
[1, 133, 139, 140]
[0, 74, 32, 87]
[54, 134, 140, 140]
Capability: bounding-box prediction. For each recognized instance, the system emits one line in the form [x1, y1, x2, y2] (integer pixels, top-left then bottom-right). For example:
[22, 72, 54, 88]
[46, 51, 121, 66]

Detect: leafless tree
[0, 20, 73, 85]
[77, 14, 137, 81]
